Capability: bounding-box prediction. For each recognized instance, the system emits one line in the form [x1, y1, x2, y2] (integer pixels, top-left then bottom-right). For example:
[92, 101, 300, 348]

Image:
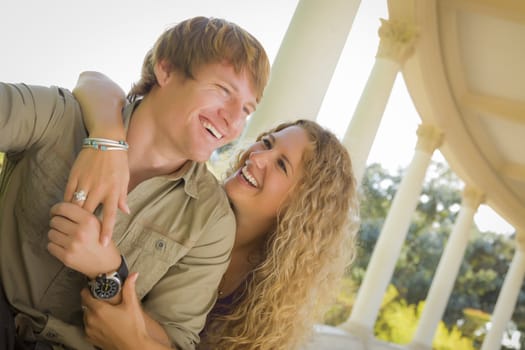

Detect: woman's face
[224, 125, 310, 229]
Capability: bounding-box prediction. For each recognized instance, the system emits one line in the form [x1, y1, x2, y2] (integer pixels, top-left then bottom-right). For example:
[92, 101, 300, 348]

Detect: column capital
[416, 124, 443, 154]
[377, 18, 419, 64]
[461, 185, 485, 210]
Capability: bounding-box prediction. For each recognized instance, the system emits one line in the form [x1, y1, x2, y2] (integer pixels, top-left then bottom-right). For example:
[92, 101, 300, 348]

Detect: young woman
[70, 74, 360, 350]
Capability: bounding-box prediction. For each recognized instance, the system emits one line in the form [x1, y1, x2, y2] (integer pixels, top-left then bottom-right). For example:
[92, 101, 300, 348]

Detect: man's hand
[47, 202, 121, 279]
[81, 273, 151, 350]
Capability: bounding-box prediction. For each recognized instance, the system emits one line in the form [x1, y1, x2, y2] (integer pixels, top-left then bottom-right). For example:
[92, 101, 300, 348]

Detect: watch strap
[117, 254, 129, 282]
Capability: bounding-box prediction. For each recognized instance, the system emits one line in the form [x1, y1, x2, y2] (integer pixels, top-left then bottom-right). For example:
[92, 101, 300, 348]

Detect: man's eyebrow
[270, 134, 293, 175]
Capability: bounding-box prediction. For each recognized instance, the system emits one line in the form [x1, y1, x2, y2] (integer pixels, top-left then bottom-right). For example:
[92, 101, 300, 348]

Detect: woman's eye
[278, 159, 288, 174]
[262, 138, 271, 149]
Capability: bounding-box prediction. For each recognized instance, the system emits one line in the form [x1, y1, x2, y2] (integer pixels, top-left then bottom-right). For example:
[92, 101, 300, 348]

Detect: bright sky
[0, 0, 515, 234]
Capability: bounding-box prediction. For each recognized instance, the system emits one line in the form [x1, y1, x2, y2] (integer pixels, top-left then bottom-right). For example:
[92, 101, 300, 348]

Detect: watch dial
[94, 278, 120, 299]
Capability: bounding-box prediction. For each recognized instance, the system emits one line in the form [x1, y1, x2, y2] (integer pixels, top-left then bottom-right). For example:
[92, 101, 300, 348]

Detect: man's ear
[153, 60, 172, 87]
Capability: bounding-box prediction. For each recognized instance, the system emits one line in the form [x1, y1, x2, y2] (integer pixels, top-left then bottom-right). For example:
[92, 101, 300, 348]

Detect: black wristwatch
[88, 255, 129, 299]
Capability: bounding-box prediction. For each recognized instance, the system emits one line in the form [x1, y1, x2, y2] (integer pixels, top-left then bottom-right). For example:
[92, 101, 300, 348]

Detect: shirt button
[155, 239, 166, 250]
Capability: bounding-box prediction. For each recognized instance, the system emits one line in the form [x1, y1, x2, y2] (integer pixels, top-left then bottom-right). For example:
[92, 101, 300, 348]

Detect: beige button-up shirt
[0, 83, 236, 350]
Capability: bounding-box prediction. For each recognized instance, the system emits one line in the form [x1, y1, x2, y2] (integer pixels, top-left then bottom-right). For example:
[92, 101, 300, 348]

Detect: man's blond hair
[128, 16, 270, 103]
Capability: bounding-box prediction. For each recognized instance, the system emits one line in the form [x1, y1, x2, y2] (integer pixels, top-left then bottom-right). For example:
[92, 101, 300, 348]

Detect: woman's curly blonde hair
[201, 119, 360, 350]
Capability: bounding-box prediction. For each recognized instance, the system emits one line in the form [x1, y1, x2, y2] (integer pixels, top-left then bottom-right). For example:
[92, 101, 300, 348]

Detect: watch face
[91, 274, 121, 299]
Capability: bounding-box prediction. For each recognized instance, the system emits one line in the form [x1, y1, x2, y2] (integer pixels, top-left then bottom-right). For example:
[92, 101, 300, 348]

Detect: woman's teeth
[241, 166, 258, 187]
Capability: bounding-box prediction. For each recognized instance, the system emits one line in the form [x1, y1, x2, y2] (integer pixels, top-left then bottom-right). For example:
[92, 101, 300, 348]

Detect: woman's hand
[47, 202, 122, 278]
[64, 147, 130, 246]
[81, 273, 150, 350]
[67, 71, 129, 246]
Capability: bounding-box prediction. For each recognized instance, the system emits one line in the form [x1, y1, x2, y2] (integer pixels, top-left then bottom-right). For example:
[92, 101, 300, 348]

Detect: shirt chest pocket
[118, 228, 191, 298]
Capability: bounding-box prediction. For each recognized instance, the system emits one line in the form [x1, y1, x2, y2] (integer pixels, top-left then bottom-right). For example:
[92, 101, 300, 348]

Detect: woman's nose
[249, 150, 270, 168]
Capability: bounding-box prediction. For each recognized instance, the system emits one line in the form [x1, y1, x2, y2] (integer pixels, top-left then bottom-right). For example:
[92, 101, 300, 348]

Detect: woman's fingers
[63, 148, 130, 246]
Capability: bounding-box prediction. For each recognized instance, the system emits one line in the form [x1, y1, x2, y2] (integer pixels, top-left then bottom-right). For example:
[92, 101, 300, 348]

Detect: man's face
[153, 62, 258, 162]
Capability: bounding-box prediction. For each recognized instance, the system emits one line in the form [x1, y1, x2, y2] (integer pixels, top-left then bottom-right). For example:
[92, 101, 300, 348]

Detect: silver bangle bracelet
[82, 138, 129, 151]
[82, 144, 128, 151]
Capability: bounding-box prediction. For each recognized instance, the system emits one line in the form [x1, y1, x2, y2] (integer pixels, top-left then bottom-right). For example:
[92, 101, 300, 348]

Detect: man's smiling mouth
[202, 121, 223, 139]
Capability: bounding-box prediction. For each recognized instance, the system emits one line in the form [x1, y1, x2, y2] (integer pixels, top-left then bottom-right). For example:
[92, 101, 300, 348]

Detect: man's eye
[217, 84, 230, 96]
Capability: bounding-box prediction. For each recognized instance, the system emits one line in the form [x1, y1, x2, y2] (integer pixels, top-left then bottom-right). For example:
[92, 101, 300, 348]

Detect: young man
[0, 16, 270, 350]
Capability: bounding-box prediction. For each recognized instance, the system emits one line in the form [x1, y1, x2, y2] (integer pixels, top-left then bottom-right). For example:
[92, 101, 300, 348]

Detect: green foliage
[374, 285, 475, 349]
[207, 139, 247, 180]
[0, 152, 4, 169]
[433, 322, 476, 350]
[358, 163, 400, 219]
[323, 277, 356, 326]
[374, 285, 419, 344]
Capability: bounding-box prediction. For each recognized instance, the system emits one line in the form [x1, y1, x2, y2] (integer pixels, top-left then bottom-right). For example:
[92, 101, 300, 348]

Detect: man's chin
[192, 141, 226, 163]
[193, 151, 214, 163]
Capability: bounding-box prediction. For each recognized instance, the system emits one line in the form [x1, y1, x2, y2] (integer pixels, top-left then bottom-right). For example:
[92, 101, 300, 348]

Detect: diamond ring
[73, 190, 87, 202]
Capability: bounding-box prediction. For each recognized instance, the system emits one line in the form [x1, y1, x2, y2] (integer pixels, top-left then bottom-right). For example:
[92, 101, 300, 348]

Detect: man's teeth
[203, 121, 223, 139]
[241, 166, 258, 187]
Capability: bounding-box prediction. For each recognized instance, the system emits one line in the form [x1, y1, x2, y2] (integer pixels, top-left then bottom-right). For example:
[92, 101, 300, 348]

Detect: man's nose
[224, 99, 246, 128]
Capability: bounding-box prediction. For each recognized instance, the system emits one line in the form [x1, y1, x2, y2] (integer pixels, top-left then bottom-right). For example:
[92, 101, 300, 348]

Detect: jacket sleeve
[0, 82, 76, 153]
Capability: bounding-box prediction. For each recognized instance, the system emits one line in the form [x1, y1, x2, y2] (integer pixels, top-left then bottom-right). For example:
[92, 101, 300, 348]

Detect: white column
[343, 19, 418, 182]
[481, 233, 525, 350]
[341, 124, 443, 334]
[409, 186, 485, 350]
[242, 0, 361, 141]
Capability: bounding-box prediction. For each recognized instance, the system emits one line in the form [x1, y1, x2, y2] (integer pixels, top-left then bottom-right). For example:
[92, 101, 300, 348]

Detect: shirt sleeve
[141, 209, 236, 350]
[0, 83, 76, 153]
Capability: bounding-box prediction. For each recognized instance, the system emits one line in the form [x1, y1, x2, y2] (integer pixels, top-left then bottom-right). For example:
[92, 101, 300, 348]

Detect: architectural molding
[464, 93, 525, 126]
[446, 0, 525, 25]
[502, 162, 525, 182]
